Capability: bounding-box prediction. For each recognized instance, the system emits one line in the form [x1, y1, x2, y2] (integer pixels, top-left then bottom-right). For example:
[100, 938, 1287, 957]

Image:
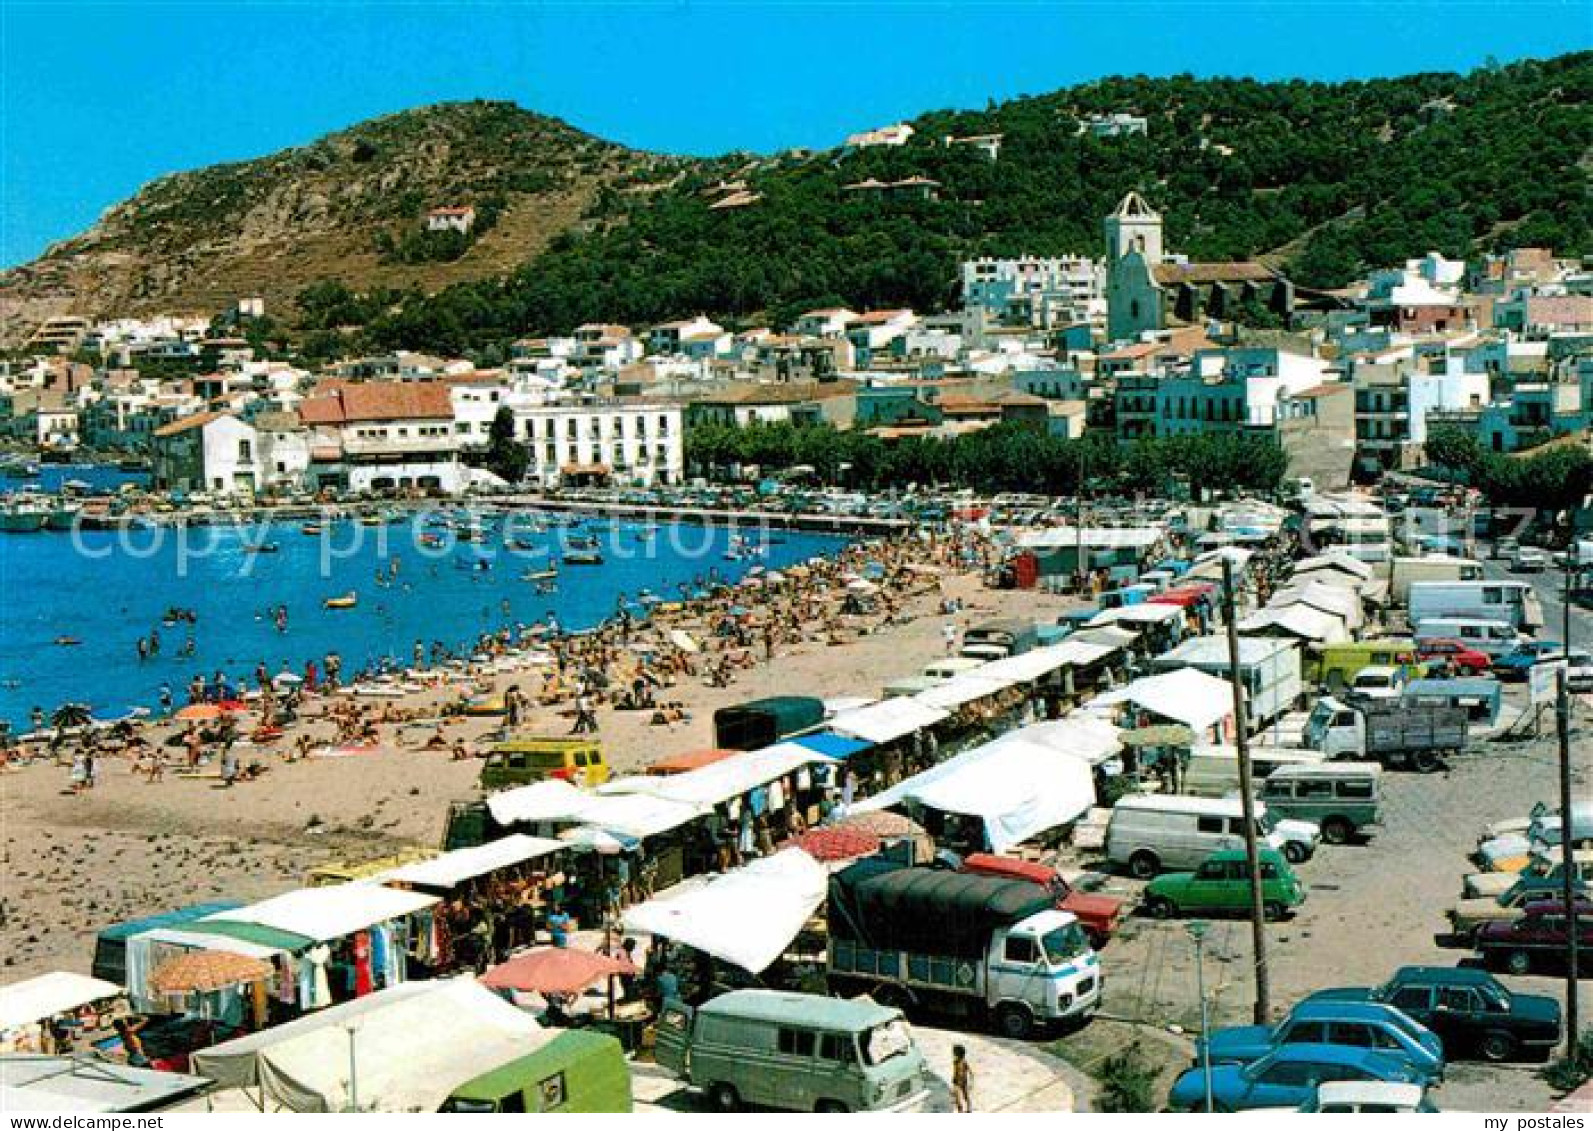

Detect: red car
[959, 853, 1125, 947]
[1476, 899, 1593, 977]
[1417, 639, 1492, 675]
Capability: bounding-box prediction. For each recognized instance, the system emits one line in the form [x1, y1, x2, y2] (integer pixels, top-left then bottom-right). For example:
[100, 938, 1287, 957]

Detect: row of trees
[1424, 426, 1593, 515]
[686, 420, 1290, 495]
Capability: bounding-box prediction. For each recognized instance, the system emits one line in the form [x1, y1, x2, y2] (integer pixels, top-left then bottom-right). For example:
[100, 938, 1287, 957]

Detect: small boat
[521, 568, 559, 582]
[505, 538, 538, 552]
[323, 592, 358, 610]
[0, 502, 48, 533]
[567, 535, 600, 551]
[360, 514, 386, 527]
[54, 636, 82, 646]
[301, 524, 323, 536]
[45, 504, 81, 531]
[563, 549, 604, 566]
[245, 542, 281, 554]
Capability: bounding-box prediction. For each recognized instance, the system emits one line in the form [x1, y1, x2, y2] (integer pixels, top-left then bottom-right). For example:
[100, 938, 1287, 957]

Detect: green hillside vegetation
[324, 53, 1589, 355]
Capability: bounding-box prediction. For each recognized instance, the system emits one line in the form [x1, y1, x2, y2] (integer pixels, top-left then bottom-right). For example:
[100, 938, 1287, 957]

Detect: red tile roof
[152, 410, 229, 438]
[300, 381, 454, 424]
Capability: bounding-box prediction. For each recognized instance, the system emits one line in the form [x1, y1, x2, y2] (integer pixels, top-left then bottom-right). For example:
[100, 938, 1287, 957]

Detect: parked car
[1141, 848, 1306, 921]
[1306, 966, 1561, 1062]
[956, 853, 1126, 948]
[1298, 1081, 1440, 1112]
[1347, 665, 1407, 702]
[1415, 639, 1492, 676]
[1447, 878, 1588, 940]
[1464, 848, 1593, 899]
[1198, 1000, 1444, 1080]
[1534, 649, 1593, 693]
[1491, 641, 1566, 682]
[1475, 899, 1593, 976]
[1166, 1044, 1425, 1112]
[1510, 547, 1551, 573]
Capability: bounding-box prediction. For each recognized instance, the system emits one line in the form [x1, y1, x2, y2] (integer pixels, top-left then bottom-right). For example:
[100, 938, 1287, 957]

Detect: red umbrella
[480, 947, 636, 996]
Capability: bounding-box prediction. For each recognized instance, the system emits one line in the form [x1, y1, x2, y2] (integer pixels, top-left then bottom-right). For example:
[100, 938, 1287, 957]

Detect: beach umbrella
[480, 947, 636, 996]
[174, 704, 222, 722]
[150, 950, 272, 996]
[272, 671, 303, 687]
[762, 570, 786, 584]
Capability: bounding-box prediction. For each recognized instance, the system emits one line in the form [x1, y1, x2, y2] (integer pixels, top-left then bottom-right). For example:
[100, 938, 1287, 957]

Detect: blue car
[1492, 641, 1565, 681]
[1168, 1044, 1425, 1112]
[1198, 1000, 1444, 1081]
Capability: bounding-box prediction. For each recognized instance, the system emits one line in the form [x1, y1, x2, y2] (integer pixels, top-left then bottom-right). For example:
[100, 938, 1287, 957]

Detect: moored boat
[563, 549, 604, 566]
[0, 501, 48, 532]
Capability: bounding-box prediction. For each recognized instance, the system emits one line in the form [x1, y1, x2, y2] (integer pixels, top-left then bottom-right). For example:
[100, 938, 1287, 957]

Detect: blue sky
[2, 2, 1587, 266]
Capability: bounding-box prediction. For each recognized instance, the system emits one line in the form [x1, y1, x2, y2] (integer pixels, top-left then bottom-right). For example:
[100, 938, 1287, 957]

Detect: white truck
[1299, 696, 1468, 773]
[825, 862, 1101, 1040]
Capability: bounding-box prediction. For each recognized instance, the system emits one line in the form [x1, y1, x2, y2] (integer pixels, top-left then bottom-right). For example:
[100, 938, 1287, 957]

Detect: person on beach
[569, 692, 597, 735]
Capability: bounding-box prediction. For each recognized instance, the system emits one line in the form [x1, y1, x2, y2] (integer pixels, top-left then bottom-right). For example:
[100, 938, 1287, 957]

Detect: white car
[1300, 1081, 1437, 1113]
[1348, 665, 1405, 701]
[1540, 649, 1593, 693]
[1511, 548, 1551, 573]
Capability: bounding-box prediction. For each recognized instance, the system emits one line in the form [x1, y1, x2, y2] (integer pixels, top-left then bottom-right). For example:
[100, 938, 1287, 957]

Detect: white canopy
[1291, 552, 1374, 582]
[1185, 546, 1255, 582]
[563, 792, 704, 839]
[192, 979, 547, 1113]
[484, 779, 590, 826]
[1017, 526, 1163, 551]
[1269, 580, 1364, 630]
[1089, 668, 1235, 733]
[623, 849, 827, 973]
[858, 735, 1099, 852]
[829, 698, 949, 744]
[377, 835, 567, 889]
[913, 674, 1015, 710]
[1000, 716, 1124, 766]
[0, 973, 122, 1032]
[976, 642, 1090, 684]
[1069, 626, 1138, 651]
[1238, 604, 1349, 644]
[602, 743, 827, 809]
[203, 885, 439, 945]
[1087, 603, 1185, 628]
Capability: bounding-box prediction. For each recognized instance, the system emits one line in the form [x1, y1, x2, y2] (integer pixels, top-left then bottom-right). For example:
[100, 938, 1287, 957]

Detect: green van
[1142, 848, 1306, 920]
[654, 990, 928, 1112]
[440, 1030, 631, 1113]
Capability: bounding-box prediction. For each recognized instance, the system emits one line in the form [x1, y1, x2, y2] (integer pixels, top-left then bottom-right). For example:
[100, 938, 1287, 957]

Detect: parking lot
[1058, 564, 1592, 1111]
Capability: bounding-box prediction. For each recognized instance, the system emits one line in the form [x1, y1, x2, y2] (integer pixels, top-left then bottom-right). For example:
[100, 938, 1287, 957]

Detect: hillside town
[3, 193, 1590, 502]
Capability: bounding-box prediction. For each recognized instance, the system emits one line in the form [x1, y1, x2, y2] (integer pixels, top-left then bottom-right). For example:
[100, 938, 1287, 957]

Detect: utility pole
[1187, 920, 1215, 1113]
[1221, 555, 1271, 1023]
[1558, 556, 1580, 1061]
[1074, 445, 1088, 595]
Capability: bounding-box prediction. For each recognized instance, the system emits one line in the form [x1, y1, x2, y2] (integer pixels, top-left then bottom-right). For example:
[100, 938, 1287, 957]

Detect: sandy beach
[1, 537, 1080, 979]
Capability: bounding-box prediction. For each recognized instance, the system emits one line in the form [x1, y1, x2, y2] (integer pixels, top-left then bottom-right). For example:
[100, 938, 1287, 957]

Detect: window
[499, 1090, 526, 1114]
[778, 1028, 816, 1056]
[1390, 986, 1430, 1012]
[237, 439, 252, 460]
[1280, 1021, 1326, 1044]
[1004, 936, 1038, 964]
[1258, 1062, 1316, 1086]
[1338, 780, 1375, 800]
[1298, 780, 1333, 799]
[1195, 860, 1226, 880]
[1483, 588, 1503, 605]
[535, 1072, 566, 1112]
[1436, 987, 1477, 1012]
[1197, 816, 1225, 834]
[819, 1034, 853, 1063]
[1327, 1022, 1374, 1047]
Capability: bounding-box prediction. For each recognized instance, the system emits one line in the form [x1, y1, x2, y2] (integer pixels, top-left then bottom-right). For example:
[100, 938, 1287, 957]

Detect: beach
[0, 531, 1075, 979]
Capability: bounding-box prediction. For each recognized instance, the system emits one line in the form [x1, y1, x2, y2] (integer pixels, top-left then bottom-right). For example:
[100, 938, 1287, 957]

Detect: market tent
[856, 737, 1097, 853]
[202, 886, 439, 945]
[975, 642, 1091, 684]
[485, 778, 590, 826]
[623, 849, 827, 973]
[1088, 668, 1235, 734]
[1238, 604, 1349, 644]
[0, 973, 121, 1032]
[1068, 626, 1138, 652]
[561, 792, 704, 840]
[376, 835, 567, 890]
[913, 675, 1015, 710]
[646, 748, 740, 775]
[1269, 582, 1364, 631]
[122, 927, 290, 1012]
[605, 743, 827, 809]
[829, 699, 949, 744]
[1, 1056, 211, 1113]
[192, 978, 548, 1113]
[1290, 552, 1374, 583]
[1087, 603, 1185, 629]
[784, 731, 874, 760]
[993, 716, 1123, 766]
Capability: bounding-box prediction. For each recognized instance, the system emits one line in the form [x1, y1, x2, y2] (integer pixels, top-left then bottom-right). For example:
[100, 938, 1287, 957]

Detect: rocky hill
[5, 54, 1589, 350]
[0, 101, 677, 341]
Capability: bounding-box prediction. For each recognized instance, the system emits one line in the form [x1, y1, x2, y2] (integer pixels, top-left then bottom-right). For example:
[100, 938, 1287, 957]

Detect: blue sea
[0, 506, 849, 728]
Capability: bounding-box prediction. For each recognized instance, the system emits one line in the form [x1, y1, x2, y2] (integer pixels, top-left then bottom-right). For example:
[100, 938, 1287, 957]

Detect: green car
[1143, 848, 1306, 921]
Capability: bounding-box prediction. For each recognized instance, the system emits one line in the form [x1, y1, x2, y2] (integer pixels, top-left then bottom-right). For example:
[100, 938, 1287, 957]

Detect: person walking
[951, 1045, 973, 1113]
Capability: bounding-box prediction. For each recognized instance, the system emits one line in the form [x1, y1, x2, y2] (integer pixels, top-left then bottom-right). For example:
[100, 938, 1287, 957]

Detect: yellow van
[305, 847, 439, 887]
[482, 737, 609, 790]
[1304, 639, 1425, 691]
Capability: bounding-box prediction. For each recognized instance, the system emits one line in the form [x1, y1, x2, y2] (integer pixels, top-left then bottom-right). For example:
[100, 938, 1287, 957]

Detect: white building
[512, 401, 684, 488]
[789, 308, 859, 339]
[426, 206, 476, 233]
[960, 256, 1105, 328]
[150, 412, 262, 495]
[1080, 113, 1148, 138]
[844, 122, 914, 149]
[300, 382, 465, 494]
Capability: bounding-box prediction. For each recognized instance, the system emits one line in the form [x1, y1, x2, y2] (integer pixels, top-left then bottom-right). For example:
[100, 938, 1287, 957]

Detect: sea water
[0, 511, 849, 727]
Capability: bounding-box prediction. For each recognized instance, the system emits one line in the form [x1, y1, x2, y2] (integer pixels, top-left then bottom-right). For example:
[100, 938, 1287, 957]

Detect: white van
[1106, 795, 1321, 877]
[1412, 617, 1524, 658]
[921, 656, 988, 683]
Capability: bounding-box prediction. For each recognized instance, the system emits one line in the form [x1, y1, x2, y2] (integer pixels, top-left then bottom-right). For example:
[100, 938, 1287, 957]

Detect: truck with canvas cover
[825, 859, 1101, 1039]
[713, 696, 826, 751]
